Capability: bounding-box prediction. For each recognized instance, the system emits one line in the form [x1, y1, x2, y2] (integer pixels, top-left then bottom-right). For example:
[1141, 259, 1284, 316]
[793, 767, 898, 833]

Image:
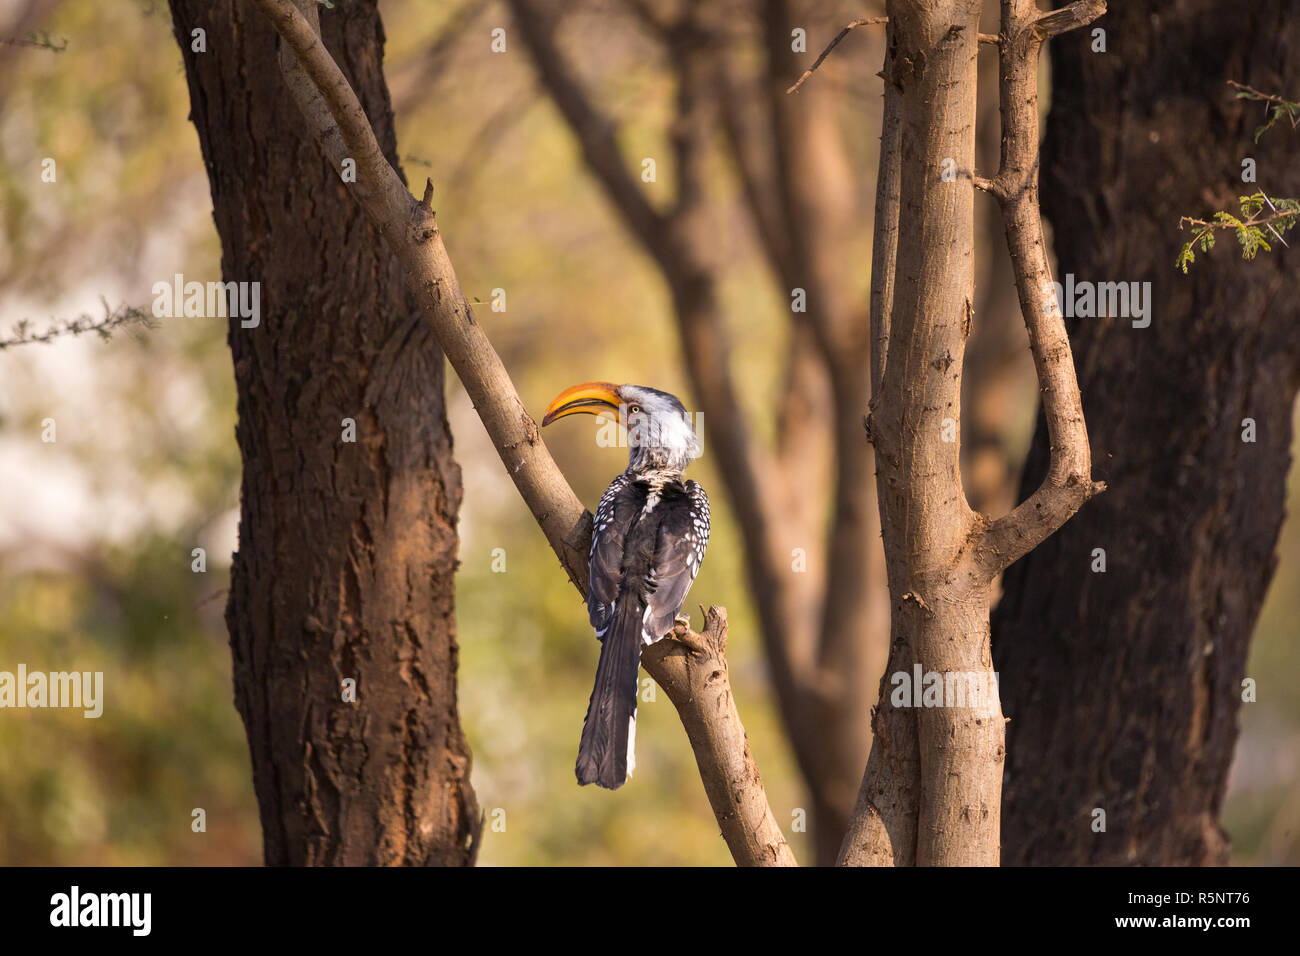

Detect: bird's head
[542, 381, 702, 474]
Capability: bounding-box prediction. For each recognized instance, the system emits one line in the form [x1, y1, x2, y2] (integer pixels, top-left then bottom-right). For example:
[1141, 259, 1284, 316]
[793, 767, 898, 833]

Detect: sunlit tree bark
[169, 0, 479, 865]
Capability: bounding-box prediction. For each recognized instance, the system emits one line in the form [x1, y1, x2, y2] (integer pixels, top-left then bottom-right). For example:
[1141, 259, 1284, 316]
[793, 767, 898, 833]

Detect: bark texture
[641, 607, 798, 866]
[995, 0, 1300, 866]
[169, 0, 479, 865]
[876, 0, 997, 867]
[841, 0, 1105, 866]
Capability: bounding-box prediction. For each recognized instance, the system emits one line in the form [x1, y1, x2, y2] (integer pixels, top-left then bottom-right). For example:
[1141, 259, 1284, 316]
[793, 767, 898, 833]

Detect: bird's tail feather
[575, 599, 643, 789]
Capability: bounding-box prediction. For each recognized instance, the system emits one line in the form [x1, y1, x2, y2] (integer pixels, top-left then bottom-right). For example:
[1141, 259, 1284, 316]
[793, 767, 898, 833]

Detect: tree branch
[839, 22, 914, 868]
[715, 55, 795, 281]
[1033, 0, 1107, 39]
[390, 0, 486, 113]
[868, 38, 901, 403]
[785, 16, 887, 95]
[786, 15, 997, 94]
[0, 300, 153, 351]
[250, 0, 792, 866]
[760, 4, 888, 856]
[977, 0, 1106, 576]
[257, 0, 590, 591]
[642, 608, 798, 866]
[837, 633, 918, 865]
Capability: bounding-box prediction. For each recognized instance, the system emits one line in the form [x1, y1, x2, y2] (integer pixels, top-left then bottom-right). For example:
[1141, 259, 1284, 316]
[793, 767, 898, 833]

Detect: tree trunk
[995, 0, 1300, 866]
[879, 0, 1000, 866]
[169, 0, 479, 865]
[846, 0, 1003, 867]
[841, 0, 1104, 866]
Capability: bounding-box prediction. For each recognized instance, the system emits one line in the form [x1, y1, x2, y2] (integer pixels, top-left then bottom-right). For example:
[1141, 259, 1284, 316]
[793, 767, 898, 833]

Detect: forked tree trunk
[995, 0, 1300, 866]
[840, 0, 1105, 867]
[169, 0, 479, 865]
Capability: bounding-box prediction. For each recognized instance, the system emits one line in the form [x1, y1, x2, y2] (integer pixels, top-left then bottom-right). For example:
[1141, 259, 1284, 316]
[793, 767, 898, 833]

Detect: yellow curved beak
[542, 381, 622, 426]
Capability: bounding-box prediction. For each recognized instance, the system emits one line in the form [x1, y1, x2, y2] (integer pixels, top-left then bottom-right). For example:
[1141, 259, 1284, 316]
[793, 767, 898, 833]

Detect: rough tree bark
[641, 607, 798, 866]
[840, 0, 1105, 867]
[241, 0, 795, 866]
[995, 0, 1300, 866]
[169, 0, 479, 865]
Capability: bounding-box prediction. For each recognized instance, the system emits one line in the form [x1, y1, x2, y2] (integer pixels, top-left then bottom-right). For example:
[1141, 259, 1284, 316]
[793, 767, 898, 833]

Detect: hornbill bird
[542, 382, 709, 789]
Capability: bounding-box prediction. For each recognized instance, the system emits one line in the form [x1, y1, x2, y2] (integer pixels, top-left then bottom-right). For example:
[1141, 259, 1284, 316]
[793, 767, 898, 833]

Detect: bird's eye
[627, 404, 641, 415]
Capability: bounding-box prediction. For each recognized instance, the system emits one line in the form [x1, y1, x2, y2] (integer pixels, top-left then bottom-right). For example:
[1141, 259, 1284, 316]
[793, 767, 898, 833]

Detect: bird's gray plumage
[574, 387, 709, 789]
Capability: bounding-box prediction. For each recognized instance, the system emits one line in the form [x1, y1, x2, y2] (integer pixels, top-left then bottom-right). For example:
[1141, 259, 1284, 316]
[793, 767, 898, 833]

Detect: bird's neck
[627, 462, 685, 486]
[625, 411, 698, 475]
[626, 443, 691, 477]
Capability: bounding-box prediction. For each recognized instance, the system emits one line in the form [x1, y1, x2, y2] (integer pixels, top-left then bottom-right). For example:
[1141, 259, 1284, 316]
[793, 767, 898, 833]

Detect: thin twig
[0, 30, 67, 51]
[1179, 207, 1299, 233]
[786, 17, 885, 94]
[787, 16, 999, 94]
[1227, 80, 1299, 113]
[1260, 191, 1290, 247]
[0, 300, 153, 352]
[193, 588, 230, 611]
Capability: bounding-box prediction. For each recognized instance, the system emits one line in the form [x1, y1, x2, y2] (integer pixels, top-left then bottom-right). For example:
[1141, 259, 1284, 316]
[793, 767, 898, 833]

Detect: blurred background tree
[0, 0, 1296, 865]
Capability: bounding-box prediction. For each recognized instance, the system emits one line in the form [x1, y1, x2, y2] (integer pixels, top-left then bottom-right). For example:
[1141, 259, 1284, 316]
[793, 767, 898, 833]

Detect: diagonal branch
[714, 47, 829, 483]
[389, 0, 486, 113]
[642, 608, 798, 866]
[259, 0, 591, 591]
[250, 0, 793, 867]
[715, 55, 794, 281]
[504, 0, 815, 724]
[785, 16, 886, 94]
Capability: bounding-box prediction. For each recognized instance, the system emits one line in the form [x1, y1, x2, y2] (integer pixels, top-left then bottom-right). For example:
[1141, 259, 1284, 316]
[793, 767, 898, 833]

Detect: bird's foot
[673, 614, 691, 632]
